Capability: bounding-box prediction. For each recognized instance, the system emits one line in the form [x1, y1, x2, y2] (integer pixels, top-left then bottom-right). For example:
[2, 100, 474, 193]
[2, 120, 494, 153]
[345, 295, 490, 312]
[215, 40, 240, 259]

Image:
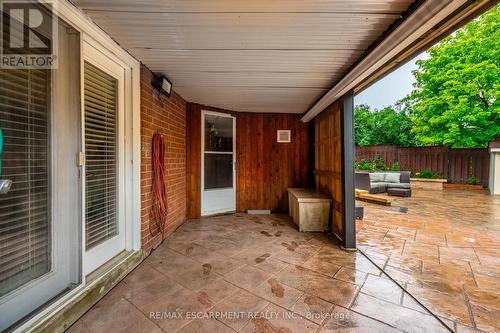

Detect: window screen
[84, 62, 118, 250]
[204, 154, 233, 189]
[203, 114, 234, 190]
[0, 68, 51, 297]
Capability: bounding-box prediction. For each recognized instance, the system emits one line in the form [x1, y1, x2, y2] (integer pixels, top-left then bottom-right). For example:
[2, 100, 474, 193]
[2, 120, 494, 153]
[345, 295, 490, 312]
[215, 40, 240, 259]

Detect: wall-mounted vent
[277, 130, 291, 143]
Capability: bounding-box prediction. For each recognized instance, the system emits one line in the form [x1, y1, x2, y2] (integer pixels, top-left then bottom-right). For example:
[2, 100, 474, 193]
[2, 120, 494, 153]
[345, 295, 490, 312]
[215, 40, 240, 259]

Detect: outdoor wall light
[152, 73, 172, 97]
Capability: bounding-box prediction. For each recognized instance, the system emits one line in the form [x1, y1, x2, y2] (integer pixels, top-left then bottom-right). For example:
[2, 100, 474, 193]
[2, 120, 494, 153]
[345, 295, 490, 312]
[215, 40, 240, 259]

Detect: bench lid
[287, 188, 331, 202]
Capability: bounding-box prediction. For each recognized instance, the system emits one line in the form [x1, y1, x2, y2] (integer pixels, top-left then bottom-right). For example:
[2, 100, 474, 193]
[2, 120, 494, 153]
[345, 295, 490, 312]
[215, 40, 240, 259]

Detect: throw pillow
[385, 173, 401, 183]
[369, 172, 385, 183]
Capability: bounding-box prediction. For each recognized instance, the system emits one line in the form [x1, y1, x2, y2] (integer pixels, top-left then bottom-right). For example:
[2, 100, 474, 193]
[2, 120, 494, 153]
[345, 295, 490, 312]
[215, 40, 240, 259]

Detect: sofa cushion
[384, 173, 401, 183]
[369, 185, 386, 194]
[386, 182, 411, 189]
[371, 183, 387, 189]
[369, 172, 385, 183]
[399, 171, 411, 183]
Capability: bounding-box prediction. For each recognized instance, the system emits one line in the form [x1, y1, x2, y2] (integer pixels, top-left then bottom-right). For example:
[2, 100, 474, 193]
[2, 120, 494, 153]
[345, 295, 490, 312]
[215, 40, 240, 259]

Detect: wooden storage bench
[287, 188, 331, 232]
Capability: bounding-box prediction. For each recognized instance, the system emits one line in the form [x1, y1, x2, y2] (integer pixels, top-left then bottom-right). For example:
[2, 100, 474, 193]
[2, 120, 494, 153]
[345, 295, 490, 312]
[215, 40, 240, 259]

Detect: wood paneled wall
[236, 112, 309, 213]
[314, 100, 344, 239]
[186, 103, 309, 218]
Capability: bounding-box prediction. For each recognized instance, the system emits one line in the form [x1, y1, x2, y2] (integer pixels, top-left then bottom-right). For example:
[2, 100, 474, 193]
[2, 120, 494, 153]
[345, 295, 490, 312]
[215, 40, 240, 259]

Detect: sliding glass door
[0, 17, 81, 331]
[0, 67, 52, 300]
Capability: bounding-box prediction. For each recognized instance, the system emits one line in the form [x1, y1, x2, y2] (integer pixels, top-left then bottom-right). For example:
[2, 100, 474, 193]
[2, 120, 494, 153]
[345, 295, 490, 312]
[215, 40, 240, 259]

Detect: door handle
[77, 152, 85, 167]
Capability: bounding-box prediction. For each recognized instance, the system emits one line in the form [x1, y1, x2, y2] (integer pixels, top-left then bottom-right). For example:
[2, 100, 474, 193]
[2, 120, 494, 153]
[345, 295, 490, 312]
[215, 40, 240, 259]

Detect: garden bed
[410, 178, 447, 190]
[443, 183, 484, 190]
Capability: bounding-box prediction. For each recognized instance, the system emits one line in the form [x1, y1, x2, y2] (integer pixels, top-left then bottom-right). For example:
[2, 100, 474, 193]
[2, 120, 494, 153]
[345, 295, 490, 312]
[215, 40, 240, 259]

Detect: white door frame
[82, 41, 127, 275]
[200, 110, 236, 216]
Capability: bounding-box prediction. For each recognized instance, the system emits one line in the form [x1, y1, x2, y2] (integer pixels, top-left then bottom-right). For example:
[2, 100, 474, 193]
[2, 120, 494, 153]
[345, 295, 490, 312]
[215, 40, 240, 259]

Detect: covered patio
[0, 0, 497, 332]
[357, 189, 500, 332]
[69, 214, 448, 333]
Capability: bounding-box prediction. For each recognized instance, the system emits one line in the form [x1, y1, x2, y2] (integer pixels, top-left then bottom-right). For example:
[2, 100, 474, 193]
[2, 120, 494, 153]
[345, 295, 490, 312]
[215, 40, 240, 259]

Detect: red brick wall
[140, 65, 187, 255]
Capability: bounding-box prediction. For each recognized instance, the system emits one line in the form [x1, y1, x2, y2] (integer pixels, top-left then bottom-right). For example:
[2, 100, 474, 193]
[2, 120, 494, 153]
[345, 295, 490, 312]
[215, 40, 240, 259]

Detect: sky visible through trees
[354, 5, 499, 148]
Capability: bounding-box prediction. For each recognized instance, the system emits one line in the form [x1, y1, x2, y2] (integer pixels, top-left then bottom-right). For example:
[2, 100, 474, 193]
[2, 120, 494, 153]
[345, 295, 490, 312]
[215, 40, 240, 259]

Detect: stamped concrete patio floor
[357, 189, 500, 333]
[69, 213, 451, 333]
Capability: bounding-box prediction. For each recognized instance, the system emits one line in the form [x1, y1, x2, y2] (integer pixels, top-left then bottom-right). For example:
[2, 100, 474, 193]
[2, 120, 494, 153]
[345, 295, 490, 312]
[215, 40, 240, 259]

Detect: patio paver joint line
[357, 248, 454, 333]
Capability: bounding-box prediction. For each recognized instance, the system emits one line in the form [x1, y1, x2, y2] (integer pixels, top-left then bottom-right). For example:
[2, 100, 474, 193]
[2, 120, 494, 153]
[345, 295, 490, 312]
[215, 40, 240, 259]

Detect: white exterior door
[82, 42, 126, 274]
[201, 111, 236, 215]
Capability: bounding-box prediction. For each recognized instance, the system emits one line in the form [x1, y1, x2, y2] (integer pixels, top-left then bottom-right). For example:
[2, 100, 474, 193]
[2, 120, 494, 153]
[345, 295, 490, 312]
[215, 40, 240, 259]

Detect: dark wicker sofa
[355, 171, 411, 194]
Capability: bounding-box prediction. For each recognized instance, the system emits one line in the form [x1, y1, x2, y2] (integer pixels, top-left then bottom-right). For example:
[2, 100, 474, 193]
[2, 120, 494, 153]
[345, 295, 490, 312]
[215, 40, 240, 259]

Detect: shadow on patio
[357, 188, 500, 332]
[69, 214, 448, 333]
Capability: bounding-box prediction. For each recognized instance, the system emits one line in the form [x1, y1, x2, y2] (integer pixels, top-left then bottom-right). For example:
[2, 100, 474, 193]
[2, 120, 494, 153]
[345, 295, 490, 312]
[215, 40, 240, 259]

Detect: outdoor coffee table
[387, 187, 412, 197]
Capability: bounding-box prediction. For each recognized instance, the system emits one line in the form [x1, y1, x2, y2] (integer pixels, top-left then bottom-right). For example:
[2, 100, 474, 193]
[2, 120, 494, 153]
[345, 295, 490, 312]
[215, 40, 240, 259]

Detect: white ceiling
[72, 0, 415, 113]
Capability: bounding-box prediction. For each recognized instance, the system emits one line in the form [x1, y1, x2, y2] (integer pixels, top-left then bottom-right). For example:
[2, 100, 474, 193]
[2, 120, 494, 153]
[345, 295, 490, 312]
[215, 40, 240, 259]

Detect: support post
[308, 122, 316, 188]
[341, 91, 356, 249]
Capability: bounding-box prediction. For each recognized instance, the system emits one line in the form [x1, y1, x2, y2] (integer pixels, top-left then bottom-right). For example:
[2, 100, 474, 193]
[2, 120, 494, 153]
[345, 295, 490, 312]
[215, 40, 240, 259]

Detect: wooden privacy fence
[355, 145, 490, 185]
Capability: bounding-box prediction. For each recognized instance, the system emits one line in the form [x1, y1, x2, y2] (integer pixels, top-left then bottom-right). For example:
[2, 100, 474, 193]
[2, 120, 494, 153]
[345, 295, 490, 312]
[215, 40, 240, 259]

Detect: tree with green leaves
[354, 104, 416, 147]
[409, 5, 500, 148]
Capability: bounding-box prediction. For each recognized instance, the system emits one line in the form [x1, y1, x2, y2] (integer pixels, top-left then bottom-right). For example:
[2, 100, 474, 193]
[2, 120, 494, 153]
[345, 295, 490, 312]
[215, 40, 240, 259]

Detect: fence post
[447, 148, 452, 182]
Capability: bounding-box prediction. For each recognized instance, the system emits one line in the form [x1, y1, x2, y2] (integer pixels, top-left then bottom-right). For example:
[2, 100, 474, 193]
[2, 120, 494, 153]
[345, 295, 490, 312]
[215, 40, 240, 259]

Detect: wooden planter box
[443, 183, 484, 190]
[288, 188, 331, 232]
[410, 178, 447, 190]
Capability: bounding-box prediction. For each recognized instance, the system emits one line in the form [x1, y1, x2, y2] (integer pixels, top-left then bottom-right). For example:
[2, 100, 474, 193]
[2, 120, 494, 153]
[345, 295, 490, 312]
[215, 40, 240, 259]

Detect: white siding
[72, 0, 414, 113]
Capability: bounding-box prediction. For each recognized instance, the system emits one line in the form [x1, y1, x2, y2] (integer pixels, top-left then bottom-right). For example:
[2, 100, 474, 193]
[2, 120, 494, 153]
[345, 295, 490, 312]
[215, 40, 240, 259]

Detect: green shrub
[414, 169, 445, 179]
[432, 171, 444, 179]
[373, 156, 387, 171]
[466, 176, 480, 185]
[356, 157, 403, 172]
[356, 159, 373, 170]
[418, 168, 433, 178]
[391, 162, 400, 171]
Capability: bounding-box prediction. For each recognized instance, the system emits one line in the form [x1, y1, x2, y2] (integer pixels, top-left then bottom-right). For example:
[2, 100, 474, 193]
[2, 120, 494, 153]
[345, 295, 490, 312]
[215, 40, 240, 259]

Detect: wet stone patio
[357, 189, 500, 333]
[69, 213, 451, 333]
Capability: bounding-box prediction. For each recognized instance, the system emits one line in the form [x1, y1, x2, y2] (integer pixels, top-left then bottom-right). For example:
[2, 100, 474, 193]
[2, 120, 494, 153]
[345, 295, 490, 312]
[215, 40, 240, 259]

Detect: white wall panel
[72, 0, 414, 113]
[73, 0, 414, 14]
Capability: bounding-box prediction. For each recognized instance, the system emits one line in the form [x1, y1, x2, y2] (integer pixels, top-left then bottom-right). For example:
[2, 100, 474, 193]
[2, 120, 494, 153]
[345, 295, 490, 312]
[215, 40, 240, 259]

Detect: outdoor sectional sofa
[355, 171, 412, 195]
